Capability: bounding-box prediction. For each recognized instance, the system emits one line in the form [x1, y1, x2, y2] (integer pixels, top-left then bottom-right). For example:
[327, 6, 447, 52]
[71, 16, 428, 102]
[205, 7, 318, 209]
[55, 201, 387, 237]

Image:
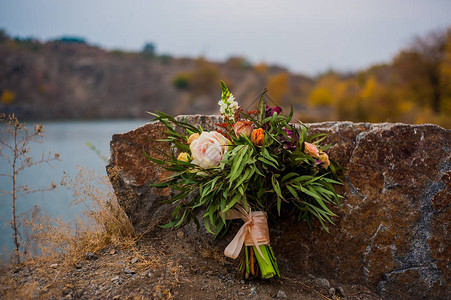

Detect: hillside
[1, 29, 450, 128]
[0, 36, 313, 121]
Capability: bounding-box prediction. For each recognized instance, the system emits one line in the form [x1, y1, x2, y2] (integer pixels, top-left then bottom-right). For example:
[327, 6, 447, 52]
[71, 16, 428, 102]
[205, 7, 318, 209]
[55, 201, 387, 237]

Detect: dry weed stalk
[62, 166, 135, 245]
[0, 113, 60, 263]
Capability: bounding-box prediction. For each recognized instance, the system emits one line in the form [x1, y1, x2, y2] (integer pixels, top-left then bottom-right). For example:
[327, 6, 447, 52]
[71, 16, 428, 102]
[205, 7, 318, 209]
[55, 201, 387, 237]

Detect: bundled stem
[238, 245, 279, 279]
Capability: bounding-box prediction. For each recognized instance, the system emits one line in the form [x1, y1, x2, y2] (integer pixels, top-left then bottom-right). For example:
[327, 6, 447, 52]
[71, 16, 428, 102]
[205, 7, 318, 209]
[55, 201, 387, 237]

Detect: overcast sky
[1, 0, 450, 76]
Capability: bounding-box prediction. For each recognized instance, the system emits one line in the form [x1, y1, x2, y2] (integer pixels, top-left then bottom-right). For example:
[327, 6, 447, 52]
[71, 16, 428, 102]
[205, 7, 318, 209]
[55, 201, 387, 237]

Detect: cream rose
[190, 131, 230, 169]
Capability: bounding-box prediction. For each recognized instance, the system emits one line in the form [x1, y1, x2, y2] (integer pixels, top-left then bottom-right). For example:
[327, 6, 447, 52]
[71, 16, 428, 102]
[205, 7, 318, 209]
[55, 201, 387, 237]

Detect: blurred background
[1, 0, 451, 127]
[0, 0, 450, 259]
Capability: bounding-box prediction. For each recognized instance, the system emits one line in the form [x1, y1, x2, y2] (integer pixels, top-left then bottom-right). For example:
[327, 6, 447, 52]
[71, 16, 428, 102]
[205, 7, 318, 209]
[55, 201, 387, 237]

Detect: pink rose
[190, 131, 230, 169]
[304, 142, 319, 158]
[232, 121, 253, 138]
[318, 151, 330, 168]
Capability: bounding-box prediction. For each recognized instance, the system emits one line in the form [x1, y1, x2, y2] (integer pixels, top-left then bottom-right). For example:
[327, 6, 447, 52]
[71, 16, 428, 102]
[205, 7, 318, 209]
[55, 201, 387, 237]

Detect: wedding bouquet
[146, 81, 342, 279]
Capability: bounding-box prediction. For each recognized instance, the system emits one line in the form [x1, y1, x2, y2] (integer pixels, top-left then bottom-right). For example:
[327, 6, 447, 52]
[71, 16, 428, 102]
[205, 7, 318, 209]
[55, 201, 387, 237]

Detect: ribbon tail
[249, 229, 269, 264]
[224, 222, 249, 259]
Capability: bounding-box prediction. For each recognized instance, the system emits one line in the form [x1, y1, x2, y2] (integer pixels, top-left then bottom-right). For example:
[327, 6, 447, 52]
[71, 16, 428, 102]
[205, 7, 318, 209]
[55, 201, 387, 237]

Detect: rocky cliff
[106, 116, 450, 299]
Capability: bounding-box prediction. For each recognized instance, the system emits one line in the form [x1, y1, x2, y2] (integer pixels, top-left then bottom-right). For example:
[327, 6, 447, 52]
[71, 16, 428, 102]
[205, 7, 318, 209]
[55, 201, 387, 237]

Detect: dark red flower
[265, 105, 282, 117]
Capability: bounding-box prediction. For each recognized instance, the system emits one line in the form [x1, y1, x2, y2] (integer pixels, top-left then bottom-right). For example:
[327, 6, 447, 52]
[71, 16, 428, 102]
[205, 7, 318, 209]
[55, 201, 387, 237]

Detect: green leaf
[287, 185, 299, 199]
[257, 157, 278, 169]
[159, 218, 179, 229]
[222, 193, 241, 213]
[262, 148, 279, 166]
[281, 172, 298, 183]
[272, 174, 284, 214]
[143, 149, 166, 165]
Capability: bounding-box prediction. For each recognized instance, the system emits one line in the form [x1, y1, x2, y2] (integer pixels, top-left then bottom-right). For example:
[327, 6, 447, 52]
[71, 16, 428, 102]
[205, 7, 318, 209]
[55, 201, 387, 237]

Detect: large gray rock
[107, 115, 450, 299]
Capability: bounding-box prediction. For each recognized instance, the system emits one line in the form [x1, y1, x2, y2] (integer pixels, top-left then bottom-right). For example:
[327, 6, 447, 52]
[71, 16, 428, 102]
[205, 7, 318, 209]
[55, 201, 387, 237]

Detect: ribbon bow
[223, 206, 270, 263]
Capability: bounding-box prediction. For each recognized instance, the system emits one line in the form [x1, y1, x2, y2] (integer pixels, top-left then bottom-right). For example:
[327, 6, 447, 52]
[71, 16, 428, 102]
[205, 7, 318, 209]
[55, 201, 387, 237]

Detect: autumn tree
[393, 29, 449, 113]
[266, 72, 289, 105]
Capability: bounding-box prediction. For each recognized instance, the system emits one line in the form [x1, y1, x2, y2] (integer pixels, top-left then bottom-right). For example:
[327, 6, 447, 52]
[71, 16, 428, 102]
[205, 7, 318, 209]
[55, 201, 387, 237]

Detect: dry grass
[0, 166, 147, 299]
[21, 166, 136, 267]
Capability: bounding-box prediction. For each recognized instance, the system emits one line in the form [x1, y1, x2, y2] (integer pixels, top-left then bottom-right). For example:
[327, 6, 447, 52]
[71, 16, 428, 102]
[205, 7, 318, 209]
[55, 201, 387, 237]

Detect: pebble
[131, 257, 139, 264]
[276, 290, 287, 298]
[123, 267, 135, 275]
[74, 289, 84, 297]
[64, 294, 72, 299]
[307, 273, 315, 280]
[176, 231, 185, 239]
[110, 249, 116, 255]
[328, 287, 335, 297]
[85, 252, 98, 261]
[50, 263, 58, 269]
[147, 272, 153, 278]
[250, 286, 257, 296]
[337, 286, 345, 297]
[314, 277, 331, 290]
[111, 276, 120, 281]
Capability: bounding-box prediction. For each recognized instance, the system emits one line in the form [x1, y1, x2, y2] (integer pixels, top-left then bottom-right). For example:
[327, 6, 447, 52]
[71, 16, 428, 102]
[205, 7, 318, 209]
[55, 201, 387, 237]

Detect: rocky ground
[0, 228, 381, 300]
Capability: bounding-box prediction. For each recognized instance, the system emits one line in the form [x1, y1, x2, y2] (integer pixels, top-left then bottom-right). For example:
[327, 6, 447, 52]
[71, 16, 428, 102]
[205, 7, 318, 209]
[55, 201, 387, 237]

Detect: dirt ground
[0, 228, 381, 300]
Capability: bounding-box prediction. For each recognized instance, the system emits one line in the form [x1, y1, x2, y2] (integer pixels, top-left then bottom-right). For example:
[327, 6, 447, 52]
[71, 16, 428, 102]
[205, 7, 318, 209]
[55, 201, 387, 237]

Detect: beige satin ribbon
[223, 206, 270, 263]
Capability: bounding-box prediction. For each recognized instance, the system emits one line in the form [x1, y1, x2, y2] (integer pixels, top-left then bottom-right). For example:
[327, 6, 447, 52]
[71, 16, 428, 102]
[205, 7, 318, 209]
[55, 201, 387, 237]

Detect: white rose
[190, 131, 230, 169]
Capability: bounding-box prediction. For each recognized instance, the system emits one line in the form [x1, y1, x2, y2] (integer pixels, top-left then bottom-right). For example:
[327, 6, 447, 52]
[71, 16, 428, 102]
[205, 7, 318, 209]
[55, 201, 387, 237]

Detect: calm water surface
[0, 120, 147, 260]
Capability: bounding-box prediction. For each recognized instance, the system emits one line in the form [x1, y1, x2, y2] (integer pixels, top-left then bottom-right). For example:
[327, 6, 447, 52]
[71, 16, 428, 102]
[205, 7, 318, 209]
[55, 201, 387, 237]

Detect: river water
[0, 120, 147, 261]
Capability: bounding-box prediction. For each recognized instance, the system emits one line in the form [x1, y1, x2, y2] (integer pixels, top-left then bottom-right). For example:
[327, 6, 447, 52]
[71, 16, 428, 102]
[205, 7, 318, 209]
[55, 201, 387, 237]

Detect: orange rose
[304, 142, 319, 158]
[251, 128, 265, 147]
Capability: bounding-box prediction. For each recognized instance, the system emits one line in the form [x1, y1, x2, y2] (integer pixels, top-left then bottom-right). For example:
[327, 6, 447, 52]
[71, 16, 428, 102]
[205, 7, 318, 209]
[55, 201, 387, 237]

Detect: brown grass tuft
[22, 166, 135, 267]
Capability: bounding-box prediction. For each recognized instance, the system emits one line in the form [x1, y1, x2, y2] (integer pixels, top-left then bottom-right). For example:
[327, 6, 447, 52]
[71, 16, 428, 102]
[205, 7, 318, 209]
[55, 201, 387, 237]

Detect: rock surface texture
[107, 115, 450, 299]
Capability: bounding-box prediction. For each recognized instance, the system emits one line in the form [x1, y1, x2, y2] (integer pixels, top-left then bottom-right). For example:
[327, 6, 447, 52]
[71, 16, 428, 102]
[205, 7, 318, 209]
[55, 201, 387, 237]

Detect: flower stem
[252, 245, 280, 279]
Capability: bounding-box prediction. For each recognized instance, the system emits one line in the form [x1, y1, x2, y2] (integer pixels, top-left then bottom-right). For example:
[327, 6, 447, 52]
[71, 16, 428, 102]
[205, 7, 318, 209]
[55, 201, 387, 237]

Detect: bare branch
[16, 185, 57, 198]
[0, 190, 13, 196]
[16, 155, 61, 174]
[0, 139, 14, 150]
[0, 151, 13, 165]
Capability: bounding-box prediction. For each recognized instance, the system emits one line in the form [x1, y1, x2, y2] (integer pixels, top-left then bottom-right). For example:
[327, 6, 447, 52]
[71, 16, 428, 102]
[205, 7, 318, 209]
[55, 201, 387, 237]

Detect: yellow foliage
[397, 99, 415, 114]
[254, 63, 268, 73]
[361, 76, 378, 99]
[266, 72, 289, 105]
[309, 87, 333, 107]
[302, 30, 451, 127]
[1, 89, 16, 104]
[439, 32, 451, 117]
